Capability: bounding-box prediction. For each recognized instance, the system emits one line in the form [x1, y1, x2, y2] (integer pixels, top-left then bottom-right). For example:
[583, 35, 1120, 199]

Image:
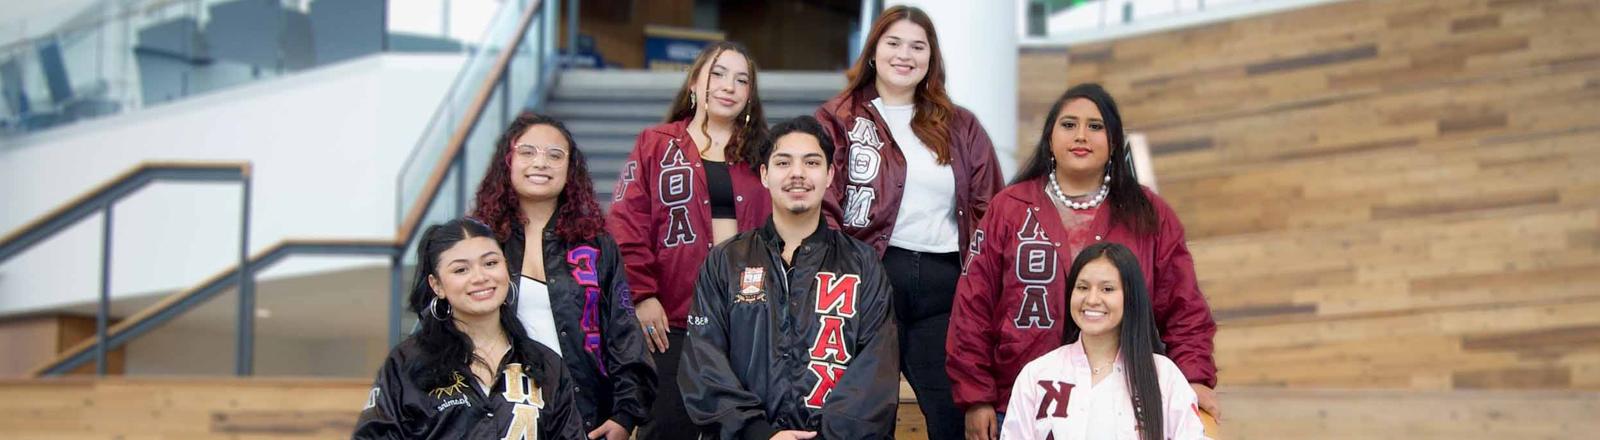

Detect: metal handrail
[30, 239, 397, 376]
[17, 0, 558, 377]
[388, 0, 552, 346]
[0, 162, 252, 376]
[393, 0, 547, 244]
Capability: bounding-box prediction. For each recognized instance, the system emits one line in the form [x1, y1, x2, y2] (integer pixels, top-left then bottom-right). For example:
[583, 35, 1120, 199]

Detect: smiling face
[427, 236, 511, 319]
[692, 49, 752, 122]
[508, 124, 570, 203]
[1050, 97, 1113, 177]
[872, 19, 931, 95]
[1069, 256, 1125, 338]
[762, 132, 833, 215]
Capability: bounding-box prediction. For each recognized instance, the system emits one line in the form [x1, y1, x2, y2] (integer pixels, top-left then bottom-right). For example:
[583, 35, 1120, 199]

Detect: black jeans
[637, 331, 697, 440]
[885, 247, 964, 440]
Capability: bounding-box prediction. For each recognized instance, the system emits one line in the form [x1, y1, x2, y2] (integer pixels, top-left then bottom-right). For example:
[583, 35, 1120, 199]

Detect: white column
[886, 0, 1020, 178]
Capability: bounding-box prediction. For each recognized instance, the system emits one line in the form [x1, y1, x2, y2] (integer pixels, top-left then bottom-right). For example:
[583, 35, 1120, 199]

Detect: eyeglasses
[513, 144, 569, 163]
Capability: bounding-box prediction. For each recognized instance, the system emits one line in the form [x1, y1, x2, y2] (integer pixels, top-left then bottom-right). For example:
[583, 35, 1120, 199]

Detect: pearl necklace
[1049, 171, 1110, 210]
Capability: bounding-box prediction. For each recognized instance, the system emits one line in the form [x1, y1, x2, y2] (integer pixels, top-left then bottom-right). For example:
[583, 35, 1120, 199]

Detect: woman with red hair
[814, 6, 1004, 440]
[471, 112, 655, 440]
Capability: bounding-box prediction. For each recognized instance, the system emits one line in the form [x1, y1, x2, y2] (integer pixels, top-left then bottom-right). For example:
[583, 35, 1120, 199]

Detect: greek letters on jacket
[679, 220, 901, 439]
[606, 119, 772, 328]
[813, 87, 1005, 262]
[945, 179, 1219, 413]
[998, 342, 1209, 440]
[501, 225, 656, 432]
[352, 338, 584, 440]
[842, 116, 883, 229]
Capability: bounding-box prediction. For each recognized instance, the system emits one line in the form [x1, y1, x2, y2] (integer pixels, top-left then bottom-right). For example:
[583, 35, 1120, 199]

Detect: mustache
[781, 181, 815, 191]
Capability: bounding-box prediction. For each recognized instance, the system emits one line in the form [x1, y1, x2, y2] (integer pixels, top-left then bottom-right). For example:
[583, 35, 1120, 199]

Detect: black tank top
[703, 160, 736, 219]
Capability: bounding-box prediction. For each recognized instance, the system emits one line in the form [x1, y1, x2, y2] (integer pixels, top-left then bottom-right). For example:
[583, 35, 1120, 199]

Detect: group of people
[351, 5, 1217, 440]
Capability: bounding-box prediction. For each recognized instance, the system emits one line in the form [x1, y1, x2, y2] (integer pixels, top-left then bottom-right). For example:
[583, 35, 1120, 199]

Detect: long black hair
[1061, 242, 1164, 440]
[405, 218, 542, 391]
[1015, 83, 1158, 235]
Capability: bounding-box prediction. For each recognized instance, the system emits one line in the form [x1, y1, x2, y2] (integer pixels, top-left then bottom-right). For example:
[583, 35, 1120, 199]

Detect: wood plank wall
[1018, 0, 1600, 391]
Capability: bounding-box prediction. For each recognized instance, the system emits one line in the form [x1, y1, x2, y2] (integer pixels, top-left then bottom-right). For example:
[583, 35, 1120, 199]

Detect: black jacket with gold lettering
[679, 217, 900, 440]
[352, 336, 585, 439]
[501, 222, 657, 433]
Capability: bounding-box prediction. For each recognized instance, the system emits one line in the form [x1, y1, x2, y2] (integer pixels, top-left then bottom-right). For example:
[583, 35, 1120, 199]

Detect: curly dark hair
[471, 112, 605, 244]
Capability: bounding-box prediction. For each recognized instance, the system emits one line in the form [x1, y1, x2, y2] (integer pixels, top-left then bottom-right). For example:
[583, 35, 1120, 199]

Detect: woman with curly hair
[471, 112, 655, 440]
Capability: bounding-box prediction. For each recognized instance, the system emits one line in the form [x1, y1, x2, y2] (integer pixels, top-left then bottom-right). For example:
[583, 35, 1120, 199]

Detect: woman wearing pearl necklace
[946, 83, 1219, 440]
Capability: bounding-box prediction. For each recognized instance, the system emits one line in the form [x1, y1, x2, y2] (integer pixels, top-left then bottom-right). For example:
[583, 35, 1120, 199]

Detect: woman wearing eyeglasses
[471, 112, 656, 440]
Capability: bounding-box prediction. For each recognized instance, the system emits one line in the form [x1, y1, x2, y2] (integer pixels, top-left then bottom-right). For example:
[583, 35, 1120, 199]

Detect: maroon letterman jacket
[813, 86, 1004, 262]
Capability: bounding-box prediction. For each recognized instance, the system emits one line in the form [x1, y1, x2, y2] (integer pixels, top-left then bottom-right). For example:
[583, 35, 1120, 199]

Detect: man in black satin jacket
[679, 116, 901, 440]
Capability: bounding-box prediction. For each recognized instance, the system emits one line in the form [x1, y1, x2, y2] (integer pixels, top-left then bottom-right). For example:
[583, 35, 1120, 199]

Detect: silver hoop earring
[505, 282, 518, 307]
[428, 296, 449, 320]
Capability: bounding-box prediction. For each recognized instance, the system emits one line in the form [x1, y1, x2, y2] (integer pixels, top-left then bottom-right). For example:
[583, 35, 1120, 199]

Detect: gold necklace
[1091, 360, 1115, 375]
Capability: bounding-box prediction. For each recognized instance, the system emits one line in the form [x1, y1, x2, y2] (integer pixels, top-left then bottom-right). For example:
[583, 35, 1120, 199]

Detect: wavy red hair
[471, 112, 605, 244]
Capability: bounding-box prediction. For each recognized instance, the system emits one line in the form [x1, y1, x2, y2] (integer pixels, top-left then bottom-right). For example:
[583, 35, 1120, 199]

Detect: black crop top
[703, 160, 736, 219]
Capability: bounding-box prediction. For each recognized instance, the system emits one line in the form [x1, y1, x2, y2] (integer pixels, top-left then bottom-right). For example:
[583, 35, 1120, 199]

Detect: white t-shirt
[872, 98, 959, 253]
[516, 276, 562, 357]
[1000, 341, 1209, 440]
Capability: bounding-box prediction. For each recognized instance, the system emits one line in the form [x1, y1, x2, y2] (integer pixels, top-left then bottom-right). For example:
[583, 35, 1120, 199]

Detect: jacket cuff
[1178, 361, 1218, 389]
[610, 413, 640, 433]
[952, 388, 996, 410]
[738, 418, 776, 440]
[631, 289, 658, 305]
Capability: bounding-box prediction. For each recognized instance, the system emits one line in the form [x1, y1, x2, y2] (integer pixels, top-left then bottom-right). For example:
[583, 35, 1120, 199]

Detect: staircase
[543, 70, 844, 201]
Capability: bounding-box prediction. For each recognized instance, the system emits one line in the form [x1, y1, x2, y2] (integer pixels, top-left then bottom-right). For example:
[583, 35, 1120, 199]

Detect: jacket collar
[757, 213, 832, 254]
[1003, 177, 1116, 241]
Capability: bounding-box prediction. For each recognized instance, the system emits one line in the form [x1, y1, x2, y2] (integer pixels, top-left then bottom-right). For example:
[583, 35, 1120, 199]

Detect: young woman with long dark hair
[353, 218, 582, 439]
[947, 83, 1218, 440]
[999, 242, 1207, 440]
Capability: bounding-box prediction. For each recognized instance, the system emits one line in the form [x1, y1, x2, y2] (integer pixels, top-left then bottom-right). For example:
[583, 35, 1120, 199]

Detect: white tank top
[516, 276, 562, 356]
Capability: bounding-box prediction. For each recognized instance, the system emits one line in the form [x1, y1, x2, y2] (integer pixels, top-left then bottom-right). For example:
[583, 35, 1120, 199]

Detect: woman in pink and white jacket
[1000, 242, 1208, 440]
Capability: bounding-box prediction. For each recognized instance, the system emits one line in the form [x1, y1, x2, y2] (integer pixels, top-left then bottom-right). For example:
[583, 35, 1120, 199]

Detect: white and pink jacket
[1000, 340, 1209, 440]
